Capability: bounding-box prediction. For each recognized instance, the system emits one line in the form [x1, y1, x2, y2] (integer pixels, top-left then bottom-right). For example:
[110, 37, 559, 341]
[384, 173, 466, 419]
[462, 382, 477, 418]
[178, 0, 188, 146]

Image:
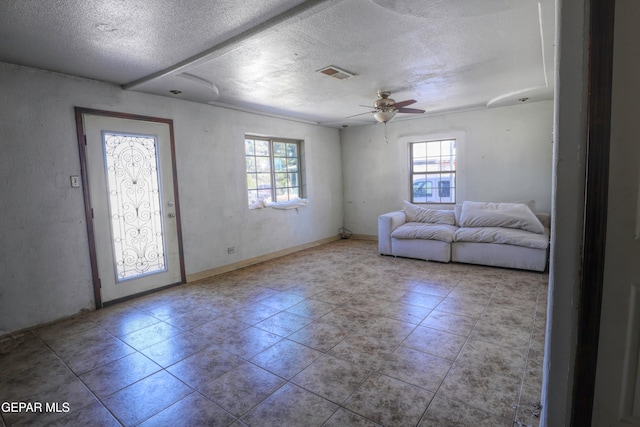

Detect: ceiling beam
[123, 0, 340, 91]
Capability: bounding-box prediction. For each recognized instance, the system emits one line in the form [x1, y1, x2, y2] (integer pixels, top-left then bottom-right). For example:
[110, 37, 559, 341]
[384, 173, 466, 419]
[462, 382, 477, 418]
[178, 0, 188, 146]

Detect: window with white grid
[410, 139, 456, 204]
[245, 136, 303, 205]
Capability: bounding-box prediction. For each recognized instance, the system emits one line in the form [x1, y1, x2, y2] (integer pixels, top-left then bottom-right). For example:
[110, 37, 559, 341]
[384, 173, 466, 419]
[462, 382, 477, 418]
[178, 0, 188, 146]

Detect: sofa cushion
[391, 222, 458, 242]
[454, 201, 537, 226]
[459, 201, 545, 234]
[402, 201, 455, 225]
[454, 226, 549, 249]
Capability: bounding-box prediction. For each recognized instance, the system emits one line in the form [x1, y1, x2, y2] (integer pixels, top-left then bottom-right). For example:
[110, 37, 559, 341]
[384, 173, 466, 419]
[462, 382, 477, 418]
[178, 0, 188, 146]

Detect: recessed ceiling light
[317, 66, 355, 80]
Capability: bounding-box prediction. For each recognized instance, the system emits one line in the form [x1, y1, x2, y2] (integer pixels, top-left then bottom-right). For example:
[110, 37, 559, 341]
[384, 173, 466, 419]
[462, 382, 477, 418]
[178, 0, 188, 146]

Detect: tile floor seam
[413, 309, 482, 426]
[285, 371, 373, 414]
[344, 306, 469, 426]
[423, 283, 524, 423]
[319, 407, 384, 427]
[320, 370, 405, 427]
[83, 356, 165, 405]
[34, 333, 126, 426]
[512, 283, 545, 427]
[70, 324, 202, 422]
[418, 394, 514, 427]
[492, 281, 542, 425]
[252, 333, 390, 423]
[106, 367, 197, 426]
[234, 380, 321, 424]
[133, 390, 198, 426]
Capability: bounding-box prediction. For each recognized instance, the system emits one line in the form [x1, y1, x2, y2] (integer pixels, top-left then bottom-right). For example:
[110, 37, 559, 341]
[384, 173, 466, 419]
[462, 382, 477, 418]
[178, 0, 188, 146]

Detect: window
[439, 180, 451, 198]
[245, 136, 303, 205]
[410, 139, 456, 203]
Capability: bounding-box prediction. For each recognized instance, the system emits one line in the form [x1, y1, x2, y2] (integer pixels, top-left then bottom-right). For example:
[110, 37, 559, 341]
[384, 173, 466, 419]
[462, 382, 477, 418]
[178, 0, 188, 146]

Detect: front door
[77, 109, 185, 306]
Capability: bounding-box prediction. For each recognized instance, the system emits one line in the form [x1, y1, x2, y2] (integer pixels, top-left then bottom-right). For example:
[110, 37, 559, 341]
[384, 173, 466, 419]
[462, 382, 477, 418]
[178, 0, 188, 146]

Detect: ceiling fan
[348, 90, 425, 123]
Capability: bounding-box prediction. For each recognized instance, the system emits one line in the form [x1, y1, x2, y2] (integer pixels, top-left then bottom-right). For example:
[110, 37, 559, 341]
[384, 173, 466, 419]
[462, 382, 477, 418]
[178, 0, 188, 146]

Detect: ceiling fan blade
[345, 111, 375, 119]
[397, 107, 425, 114]
[393, 99, 417, 109]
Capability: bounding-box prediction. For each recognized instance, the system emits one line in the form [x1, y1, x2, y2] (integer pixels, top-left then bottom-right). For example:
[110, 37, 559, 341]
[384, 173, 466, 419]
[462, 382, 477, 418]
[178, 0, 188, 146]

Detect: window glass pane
[413, 158, 427, 173]
[426, 142, 441, 157]
[274, 172, 287, 188]
[440, 140, 456, 171]
[257, 173, 271, 188]
[426, 181, 439, 203]
[288, 173, 298, 187]
[245, 139, 255, 155]
[426, 159, 441, 172]
[273, 157, 286, 172]
[413, 142, 426, 158]
[438, 173, 455, 203]
[247, 174, 257, 190]
[273, 142, 286, 157]
[248, 190, 258, 203]
[439, 180, 451, 198]
[286, 143, 297, 157]
[246, 156, 256, 173]
[287, 158, 298, 172]
[442, 140, 455, 156]
[440, 159, 453, 171]
[289, 187, 299, 199]
[412, 175, 428, 203]
[256, 156, 271, 172]
[276, 187, 288, 199]
[442, 172, 455, 187]
[255, 139, 270, 156]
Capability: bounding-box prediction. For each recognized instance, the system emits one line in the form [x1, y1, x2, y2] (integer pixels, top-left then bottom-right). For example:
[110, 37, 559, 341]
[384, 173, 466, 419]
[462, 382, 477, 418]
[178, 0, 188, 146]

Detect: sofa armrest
[535, 212, 551, 229]
[378, 211, 407, 255]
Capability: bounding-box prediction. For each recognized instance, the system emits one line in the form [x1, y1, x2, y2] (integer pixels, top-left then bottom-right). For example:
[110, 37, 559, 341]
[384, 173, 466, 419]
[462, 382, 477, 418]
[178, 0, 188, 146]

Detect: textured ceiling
[0, 0, 555, 127]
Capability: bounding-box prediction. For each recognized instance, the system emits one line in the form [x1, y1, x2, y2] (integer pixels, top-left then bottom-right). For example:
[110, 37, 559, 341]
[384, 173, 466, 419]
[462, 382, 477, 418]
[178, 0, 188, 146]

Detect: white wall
[340, 101, 554, 236]
[0, 62, 343, 335]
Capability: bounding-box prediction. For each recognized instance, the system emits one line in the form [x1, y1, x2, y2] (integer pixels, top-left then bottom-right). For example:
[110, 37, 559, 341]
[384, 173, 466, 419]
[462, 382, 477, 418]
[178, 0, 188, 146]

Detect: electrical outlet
[70, 175, 80, 188]
[227, 247, 236, 254]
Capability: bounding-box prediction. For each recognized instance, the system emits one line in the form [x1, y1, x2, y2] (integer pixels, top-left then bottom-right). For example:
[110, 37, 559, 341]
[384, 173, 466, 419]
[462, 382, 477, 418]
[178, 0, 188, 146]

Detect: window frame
[409, 139, 457, 204]
[245, 135, 303, 206]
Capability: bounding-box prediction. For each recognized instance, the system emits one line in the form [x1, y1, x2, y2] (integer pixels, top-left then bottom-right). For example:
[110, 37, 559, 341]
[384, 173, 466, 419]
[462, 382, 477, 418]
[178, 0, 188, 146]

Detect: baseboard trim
[186, 235, 341, 283]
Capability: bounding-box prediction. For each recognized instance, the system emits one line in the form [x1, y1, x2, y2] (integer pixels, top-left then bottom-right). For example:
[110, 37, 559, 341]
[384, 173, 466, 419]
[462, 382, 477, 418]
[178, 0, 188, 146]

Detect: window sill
[249, 198, 308, 211]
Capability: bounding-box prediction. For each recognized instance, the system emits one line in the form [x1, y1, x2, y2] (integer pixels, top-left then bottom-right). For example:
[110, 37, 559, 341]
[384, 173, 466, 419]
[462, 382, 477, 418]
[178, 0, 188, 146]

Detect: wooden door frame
[571, 0, 616, 425]
[74, 107, 186, 309]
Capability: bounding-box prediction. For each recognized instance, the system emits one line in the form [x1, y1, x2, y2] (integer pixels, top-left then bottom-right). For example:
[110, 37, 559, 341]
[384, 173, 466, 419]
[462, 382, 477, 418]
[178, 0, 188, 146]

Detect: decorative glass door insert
[103, 132, 167, 281]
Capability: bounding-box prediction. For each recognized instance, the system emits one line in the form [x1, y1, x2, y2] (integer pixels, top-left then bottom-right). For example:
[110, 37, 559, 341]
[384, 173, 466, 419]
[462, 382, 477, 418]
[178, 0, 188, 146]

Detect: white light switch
[70, 176, 80, 188]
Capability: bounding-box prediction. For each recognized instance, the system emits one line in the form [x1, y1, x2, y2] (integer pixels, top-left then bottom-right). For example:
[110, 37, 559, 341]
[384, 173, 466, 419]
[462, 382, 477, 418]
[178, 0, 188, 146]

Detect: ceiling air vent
[317, 66, 355, 80]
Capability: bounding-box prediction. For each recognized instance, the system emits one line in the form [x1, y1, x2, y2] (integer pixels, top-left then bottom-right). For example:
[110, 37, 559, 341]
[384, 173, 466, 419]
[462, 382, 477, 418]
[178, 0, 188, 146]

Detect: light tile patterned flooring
[0, 240, 547, 426]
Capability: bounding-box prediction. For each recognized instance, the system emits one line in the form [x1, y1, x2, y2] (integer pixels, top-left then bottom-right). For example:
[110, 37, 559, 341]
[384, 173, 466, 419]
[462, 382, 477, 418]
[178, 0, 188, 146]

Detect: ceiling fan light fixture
[374, 110, 397, 123]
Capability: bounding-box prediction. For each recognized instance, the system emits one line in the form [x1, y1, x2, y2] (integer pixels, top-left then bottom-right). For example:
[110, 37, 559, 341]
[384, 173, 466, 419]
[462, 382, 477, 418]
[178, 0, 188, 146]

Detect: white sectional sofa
[378, 201, 550, 272]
